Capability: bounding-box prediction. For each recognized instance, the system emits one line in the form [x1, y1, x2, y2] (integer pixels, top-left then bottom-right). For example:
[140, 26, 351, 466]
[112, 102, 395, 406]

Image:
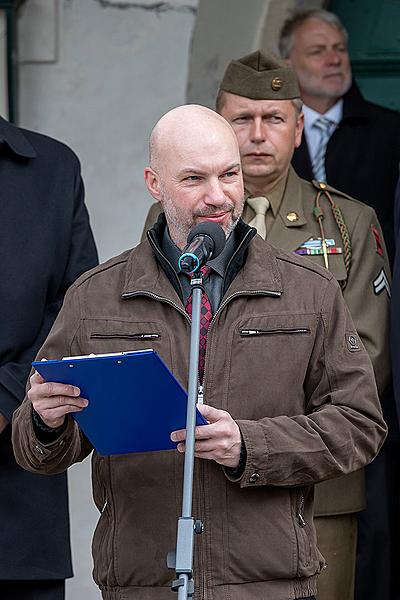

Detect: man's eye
[223, 171, 239, 178]
[233, 116, 250, 124]
[268, 116, 284, 124]
[184, 176, 200, 181]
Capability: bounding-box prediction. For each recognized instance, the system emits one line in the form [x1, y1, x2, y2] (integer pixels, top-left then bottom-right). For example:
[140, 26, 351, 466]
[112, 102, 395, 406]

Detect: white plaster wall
[18, 1, 197, 599]
[187, 0, 325, 109]
[19, 0, 197, 262]
[187, 0, 271, 107]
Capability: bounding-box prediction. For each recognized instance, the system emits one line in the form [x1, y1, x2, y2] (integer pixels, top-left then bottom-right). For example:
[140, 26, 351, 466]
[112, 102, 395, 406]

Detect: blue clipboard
[32, 349, 207, 456]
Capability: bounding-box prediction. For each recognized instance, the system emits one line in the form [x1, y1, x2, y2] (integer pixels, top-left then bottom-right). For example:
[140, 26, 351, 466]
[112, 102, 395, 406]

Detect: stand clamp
[167, 516, 204, 596]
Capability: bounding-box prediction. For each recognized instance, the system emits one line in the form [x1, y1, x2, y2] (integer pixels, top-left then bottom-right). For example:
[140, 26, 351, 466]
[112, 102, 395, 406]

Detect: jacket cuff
[224, 435, 247, 481]
[13, 401, 77, 471]
[234, 419, 271, 488]
[32, 407, 68, 444]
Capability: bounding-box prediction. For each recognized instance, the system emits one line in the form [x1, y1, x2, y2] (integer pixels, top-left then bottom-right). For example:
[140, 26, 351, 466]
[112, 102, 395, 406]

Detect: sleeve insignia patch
[371, 225, 383, 256]
[346, 333, 361, 352]
[373, 268, 391, 297]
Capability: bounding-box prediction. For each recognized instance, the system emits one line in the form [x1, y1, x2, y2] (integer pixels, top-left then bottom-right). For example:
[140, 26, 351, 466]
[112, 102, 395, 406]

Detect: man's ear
[144, 167, 162, 201]
[294, 111, 304, 149]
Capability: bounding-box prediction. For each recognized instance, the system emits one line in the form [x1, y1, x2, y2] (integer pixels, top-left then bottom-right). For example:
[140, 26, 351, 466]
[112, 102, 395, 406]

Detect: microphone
[178, 221, 226, 274]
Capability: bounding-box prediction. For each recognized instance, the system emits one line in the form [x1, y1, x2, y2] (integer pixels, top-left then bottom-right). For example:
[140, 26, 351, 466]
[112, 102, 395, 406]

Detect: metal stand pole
[167, 273, 204, 599]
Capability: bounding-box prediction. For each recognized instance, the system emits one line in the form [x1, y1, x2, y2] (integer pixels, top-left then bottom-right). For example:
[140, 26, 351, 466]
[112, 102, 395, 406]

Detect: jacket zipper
[121, 289, 191, 323]
[124, 226, 281, 322]
[90, 332, 160, 340]
[106, 458, 117, 584]
[197, 384, 204, 404]
[123, 234, 282, 595]
[240, 327, 311, 337]
[200, 288, 281, 387]
[212, 290, 282, 328]
[94, 458, 109, 583]
[298, 492, 306, 527]
[197, 287, 282, 598]
[297, 490, 312, 566]
[122, 288, 281, 326]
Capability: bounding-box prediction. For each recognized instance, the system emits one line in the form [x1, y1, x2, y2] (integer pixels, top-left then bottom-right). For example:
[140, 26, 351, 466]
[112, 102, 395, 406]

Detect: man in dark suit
[0, 117, 98, 599]
[392, 177, 400, 420]
[279, 9, 400, 600]
[279, 8, 400, 265]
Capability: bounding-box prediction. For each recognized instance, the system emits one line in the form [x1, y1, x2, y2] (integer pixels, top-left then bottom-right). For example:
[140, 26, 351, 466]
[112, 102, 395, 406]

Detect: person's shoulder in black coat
[0, 116, 98, 582]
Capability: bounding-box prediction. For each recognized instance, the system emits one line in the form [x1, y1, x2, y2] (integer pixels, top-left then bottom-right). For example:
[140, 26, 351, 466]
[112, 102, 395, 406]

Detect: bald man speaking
[12, 105, 385, 600]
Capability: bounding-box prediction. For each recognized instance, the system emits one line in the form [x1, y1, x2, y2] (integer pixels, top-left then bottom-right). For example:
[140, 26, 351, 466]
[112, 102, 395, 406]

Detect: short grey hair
[215, 88, 226, 114]
[215, 89, 303, 116]
[279, 9, 348, 59]
[291, 98, 303, 115]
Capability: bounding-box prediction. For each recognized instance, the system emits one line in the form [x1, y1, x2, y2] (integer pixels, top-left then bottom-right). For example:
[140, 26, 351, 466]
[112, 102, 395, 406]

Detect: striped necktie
[312, 117, 335, 183]
[247, 196, 270, 240]
[184, 266, 212, 384]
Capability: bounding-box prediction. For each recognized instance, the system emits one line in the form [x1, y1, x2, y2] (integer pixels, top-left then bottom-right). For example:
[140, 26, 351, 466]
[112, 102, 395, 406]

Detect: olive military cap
[220, 50, 300, 100]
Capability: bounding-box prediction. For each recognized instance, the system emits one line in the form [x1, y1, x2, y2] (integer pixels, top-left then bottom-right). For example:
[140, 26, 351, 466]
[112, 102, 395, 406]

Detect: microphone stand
[167, 270, 205, 599]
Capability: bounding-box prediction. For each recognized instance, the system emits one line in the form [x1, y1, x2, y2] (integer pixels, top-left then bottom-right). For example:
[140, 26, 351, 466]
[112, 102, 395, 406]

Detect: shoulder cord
[313, 189, 352, 290]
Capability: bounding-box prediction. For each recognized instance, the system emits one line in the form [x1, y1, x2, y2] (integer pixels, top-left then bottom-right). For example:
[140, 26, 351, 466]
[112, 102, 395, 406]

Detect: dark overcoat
[292, 82, 400, 599]
[0, 117, 98, 579]
[392, 179, 400, 421]
[292, 81, 400, 265]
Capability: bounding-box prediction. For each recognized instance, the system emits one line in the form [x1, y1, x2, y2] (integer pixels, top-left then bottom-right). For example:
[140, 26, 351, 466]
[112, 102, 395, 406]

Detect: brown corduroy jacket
[12, 219, 386, 600]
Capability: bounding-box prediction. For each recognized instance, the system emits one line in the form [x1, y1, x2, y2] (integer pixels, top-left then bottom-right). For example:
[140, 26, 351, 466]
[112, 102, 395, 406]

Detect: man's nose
[204, 179, 226, 205]
[250, 118, 266, 143]
[325, 48, 341, 65]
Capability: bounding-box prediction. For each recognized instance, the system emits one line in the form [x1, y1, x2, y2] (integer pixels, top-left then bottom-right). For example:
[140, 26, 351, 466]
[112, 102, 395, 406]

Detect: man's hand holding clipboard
[31, 350, 207, 455]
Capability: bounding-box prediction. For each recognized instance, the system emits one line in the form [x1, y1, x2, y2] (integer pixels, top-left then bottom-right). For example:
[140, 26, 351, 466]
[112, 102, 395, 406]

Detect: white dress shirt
[303, 99, 344, 163]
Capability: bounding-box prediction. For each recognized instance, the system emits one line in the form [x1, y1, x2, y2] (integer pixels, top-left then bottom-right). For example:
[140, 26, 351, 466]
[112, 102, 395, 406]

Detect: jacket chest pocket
[90, 332, 161, 341]
[240, 327, 311, 337]
[225, 314, 317, 420]
[80, 320, 172, 368]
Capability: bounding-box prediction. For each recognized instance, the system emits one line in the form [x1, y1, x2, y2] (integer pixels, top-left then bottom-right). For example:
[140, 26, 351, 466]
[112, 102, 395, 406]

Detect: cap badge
[271, 77, 283, 91]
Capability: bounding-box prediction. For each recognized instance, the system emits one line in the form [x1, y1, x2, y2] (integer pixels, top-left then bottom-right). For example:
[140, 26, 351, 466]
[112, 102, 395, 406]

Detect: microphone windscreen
[186, 222, 226, 259]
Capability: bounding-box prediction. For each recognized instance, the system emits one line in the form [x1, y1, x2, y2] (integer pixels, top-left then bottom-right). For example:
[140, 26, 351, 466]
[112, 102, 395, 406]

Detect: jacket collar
[244, 174, 286, 218]
[122, 214, 282, 304]
[267, 167, 314, 252]
[341, 80, 369, 122]
[0, 117, 37, 158]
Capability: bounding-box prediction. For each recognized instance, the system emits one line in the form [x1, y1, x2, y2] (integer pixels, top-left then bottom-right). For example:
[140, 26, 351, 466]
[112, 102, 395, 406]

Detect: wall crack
[93, 0, 197, 15]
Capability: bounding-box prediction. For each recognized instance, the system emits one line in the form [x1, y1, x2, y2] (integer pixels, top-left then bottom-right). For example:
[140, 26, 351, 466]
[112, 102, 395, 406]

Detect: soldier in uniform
[141, 51, 391, 600]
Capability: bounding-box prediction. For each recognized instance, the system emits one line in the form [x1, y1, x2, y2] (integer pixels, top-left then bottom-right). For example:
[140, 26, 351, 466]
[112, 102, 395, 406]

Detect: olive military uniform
[141, 165, 391, 597]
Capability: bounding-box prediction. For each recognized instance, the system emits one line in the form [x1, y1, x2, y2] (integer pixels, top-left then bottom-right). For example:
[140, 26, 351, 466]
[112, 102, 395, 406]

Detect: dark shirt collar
[162, 224, 238, 277]
[147, 213, 256, 302]
[0, 117, 37, 158]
